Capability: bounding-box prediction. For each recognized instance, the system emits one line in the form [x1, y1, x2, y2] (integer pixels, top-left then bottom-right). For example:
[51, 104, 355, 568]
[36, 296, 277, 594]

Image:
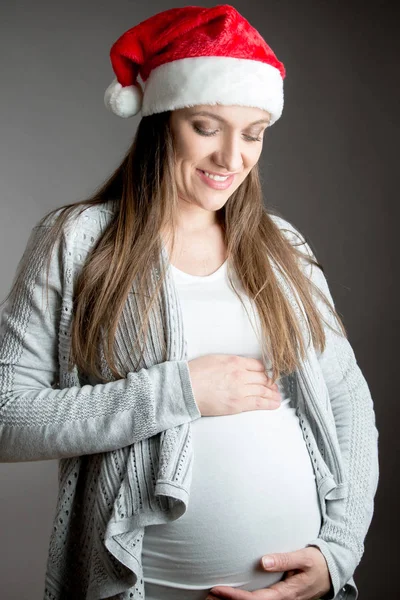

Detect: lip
[200, 168, 237, 176]
[196, 169, 235, 190]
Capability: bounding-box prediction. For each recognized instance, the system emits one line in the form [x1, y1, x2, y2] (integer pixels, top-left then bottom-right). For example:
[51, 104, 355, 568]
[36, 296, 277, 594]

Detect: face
[169, 104, 270, 228]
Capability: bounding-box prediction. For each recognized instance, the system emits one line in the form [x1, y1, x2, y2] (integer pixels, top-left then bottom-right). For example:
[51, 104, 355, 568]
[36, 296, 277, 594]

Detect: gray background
[0, 0, 397, 598]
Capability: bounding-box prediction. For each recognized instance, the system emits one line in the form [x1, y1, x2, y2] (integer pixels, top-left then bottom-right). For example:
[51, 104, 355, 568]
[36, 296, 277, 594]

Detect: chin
[200, 192, 231, 208]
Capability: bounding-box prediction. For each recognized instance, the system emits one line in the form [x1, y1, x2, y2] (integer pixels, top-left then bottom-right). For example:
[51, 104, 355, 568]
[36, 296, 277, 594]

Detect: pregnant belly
[142, 399, 322, 600]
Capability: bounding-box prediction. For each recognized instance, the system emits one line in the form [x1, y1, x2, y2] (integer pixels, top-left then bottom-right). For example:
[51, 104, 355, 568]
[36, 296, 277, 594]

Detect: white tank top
[142, 259, 322, 600]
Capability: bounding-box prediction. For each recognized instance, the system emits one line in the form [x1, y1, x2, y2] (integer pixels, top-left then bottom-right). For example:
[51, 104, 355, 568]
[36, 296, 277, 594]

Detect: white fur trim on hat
[104, 78, 144, 118]
[141, 56, 284, 125]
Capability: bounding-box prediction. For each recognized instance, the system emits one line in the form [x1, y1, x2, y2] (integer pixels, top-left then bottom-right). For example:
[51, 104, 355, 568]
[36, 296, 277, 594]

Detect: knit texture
[0, 200, 379, 600]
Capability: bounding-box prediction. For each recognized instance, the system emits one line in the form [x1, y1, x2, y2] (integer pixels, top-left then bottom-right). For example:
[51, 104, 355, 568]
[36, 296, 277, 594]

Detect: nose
[213, 132, 244, 174]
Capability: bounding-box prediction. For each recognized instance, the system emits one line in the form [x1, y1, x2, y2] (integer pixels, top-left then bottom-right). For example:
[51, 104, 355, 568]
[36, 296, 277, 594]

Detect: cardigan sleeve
[299, 239, 380, 599]
[0, 219, 201, 463]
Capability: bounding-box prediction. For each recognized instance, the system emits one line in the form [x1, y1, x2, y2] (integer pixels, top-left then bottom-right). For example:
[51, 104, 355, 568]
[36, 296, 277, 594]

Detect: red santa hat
[104, 4, 286, 126]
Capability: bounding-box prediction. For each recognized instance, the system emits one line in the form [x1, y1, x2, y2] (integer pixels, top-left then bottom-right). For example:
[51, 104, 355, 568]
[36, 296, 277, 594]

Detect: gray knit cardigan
[0, 200, 379, 600]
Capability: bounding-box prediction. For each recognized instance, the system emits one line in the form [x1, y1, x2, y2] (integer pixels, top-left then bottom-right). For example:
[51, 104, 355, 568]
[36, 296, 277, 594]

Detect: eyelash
[193, 125, 262, 142]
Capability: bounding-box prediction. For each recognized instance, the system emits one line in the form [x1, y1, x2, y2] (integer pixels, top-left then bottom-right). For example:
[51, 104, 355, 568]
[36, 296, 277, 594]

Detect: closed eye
[193, 125, 262, 142]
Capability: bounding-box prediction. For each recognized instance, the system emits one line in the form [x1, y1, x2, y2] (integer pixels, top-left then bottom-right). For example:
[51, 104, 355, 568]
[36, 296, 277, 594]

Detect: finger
[243, 396, 281, 411]
[262, 549, 313, 572]
[282, 569, 297, 579]
[265, 376, 276, 388]
[252, 574, 304, 600]
[245, 384, 282, 404]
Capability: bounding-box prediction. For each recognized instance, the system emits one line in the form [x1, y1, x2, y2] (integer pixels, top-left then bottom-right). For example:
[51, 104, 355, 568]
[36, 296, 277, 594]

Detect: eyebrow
[189, 110, 270, 126]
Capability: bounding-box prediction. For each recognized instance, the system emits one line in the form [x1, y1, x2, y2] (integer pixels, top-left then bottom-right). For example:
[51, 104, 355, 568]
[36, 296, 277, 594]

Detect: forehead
[172, 104, 271, 126]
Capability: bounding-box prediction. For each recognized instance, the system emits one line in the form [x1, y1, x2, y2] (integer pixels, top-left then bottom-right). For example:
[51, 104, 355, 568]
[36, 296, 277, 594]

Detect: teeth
[202, 171, 230, 181]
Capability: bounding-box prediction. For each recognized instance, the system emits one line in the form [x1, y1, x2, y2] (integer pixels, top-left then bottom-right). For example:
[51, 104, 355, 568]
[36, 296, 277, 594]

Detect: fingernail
[263, 556, 275, 568]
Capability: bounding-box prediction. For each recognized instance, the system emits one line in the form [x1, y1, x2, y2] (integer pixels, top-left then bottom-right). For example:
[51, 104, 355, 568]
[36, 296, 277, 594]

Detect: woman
[0, 5, 379, 600]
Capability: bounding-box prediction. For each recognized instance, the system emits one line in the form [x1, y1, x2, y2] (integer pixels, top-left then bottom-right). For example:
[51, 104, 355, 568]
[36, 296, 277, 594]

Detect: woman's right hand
[187, 354, 282, 417]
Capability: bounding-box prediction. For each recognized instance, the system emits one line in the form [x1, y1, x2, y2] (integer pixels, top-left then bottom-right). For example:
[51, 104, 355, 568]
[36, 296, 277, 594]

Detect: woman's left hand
[206, 546, 332, 600]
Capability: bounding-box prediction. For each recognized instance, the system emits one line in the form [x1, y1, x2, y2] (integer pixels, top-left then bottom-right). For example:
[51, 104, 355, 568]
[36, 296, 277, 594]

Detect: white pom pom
[104, 77, 143, 118]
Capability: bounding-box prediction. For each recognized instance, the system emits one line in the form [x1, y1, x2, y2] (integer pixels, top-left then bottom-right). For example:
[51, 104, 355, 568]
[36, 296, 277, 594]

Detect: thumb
[262, 549, 306, 572]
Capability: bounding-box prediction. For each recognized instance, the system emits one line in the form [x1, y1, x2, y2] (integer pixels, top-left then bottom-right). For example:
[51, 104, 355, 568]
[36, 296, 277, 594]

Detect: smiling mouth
[198, 170, 232, 181]
[196, 169, 236, 189]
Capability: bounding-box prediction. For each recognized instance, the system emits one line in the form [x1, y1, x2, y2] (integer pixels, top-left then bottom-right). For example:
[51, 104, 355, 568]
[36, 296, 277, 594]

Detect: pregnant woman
[0, 5, 379, 600]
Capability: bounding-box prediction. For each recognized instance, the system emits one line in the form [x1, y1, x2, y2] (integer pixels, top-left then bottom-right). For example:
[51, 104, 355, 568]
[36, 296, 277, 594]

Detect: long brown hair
[1, 110, 346, 384]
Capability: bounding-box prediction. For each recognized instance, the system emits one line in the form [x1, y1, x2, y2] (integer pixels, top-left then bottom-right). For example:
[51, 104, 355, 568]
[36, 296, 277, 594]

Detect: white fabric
[142, 259, 322, 599]
[140, 56, 284, 125]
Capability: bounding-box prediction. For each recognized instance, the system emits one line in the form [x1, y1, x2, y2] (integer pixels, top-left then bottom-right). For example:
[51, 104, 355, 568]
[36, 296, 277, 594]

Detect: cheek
[175, 139, 203, 166]
[174, 126, 200, 153]
[178, 129, 213, 161]
[246, 144, 263, 166]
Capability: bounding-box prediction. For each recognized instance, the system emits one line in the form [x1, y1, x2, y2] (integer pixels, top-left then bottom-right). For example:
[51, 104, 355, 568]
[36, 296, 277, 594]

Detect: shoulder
[268, 212, 318, 280]
[269, 213, 307, 246]
[36, 200, 116, 243]
[27, 201, 116, 285]
[269, 212, 314, 260]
